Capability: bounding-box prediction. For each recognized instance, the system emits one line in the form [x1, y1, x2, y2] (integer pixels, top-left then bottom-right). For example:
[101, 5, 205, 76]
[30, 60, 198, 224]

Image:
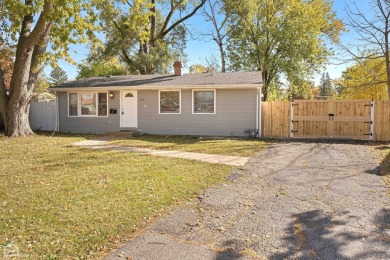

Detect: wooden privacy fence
[261, 101, 291, 138]
[261, 100, 390, 141]
[29, 101, 58, 131]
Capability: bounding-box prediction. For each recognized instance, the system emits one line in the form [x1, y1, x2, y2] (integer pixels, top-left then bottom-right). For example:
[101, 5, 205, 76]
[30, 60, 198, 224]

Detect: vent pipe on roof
[173, 61, 183, 76]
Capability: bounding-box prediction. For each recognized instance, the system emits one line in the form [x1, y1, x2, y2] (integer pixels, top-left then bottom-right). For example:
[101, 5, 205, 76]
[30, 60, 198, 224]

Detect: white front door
[121, 90, 138, 128]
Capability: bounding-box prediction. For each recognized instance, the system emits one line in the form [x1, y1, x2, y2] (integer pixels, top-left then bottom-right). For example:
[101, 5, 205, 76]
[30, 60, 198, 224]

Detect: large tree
[344, 0, 390, 99]
[0, 0, 99, 137]
[48, 66, 68, 86]
[223, 0, 344, 100]
[319, 72, 334, 98]
[77, 56, 128, 79]
[95, 0, 206, 74]
[336, 56, 388, 100]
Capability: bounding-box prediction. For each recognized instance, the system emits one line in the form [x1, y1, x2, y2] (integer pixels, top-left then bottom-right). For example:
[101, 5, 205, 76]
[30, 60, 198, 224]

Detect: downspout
[55, 91, 60, 132]
[257, 86, 262, 138]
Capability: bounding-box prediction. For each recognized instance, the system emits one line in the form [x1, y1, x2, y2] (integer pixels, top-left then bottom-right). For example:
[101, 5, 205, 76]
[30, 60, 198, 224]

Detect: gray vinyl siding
[138, 89, 257, 137]
[57, 91, 120, 133]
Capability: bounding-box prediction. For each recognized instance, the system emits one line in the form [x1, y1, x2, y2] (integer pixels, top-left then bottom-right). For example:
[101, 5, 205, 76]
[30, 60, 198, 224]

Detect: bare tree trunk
[262, 70, 269, 101]
[385, 52, 390, 99]
[385, 19, 390, 99]
[4, 65, 35, 136]
[5, 45, 35, 136]
[5, 100, 33, 137]
[4, 6, 35, 136]
[204, 0, 228, 73]
[219, 43, 226, 73]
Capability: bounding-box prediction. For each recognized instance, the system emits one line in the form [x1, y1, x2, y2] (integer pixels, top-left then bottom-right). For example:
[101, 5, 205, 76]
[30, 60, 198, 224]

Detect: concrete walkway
[73, 140, 249, 166]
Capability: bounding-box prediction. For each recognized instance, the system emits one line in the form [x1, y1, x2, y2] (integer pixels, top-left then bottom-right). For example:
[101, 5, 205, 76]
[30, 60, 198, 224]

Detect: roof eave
[50, 84, 262, 92]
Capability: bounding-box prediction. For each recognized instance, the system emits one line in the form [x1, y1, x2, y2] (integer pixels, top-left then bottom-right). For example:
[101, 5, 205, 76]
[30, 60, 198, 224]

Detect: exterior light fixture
[109, 91, 114, 99]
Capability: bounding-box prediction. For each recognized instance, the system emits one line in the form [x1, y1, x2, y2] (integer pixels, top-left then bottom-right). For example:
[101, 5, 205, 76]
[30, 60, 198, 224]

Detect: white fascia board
[50, 84, 262, 92]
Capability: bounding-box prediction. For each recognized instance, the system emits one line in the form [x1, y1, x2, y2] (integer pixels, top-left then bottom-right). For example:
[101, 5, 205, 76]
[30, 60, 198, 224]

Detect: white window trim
[158, 90, 181, 114]
[192, 89, 216, 115]
[67, 91, 109, 117]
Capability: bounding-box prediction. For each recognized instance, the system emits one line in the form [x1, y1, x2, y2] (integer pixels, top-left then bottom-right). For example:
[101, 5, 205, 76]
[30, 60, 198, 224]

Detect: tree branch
[346, 4, 385, 34]
[121, 49, 134, 66]
[25, 0, 53, 48]
[125, 0, 133, 8]
[159, 0, 177, 36]
[28, 22, 53, 91]
[337, 79, 387, 89]
[113, 20, 127, 38]
[160, 0, 206, 39]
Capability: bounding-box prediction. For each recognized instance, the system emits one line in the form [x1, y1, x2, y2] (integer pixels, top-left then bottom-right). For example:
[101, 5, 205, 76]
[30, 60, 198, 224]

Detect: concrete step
[109, 130, 141, 138]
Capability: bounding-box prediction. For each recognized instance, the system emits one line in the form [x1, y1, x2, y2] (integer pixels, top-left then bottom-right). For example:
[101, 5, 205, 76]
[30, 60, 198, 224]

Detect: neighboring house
[50, 62, 263, 137]
[31, 92, 56, 102]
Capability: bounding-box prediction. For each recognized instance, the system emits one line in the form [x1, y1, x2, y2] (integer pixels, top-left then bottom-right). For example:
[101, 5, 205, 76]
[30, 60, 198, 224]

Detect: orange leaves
[0, 42, 13, 90]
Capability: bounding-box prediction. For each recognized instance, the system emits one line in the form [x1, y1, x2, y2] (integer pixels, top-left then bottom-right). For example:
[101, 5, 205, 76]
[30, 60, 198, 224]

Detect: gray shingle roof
[50, 72, 262, 89]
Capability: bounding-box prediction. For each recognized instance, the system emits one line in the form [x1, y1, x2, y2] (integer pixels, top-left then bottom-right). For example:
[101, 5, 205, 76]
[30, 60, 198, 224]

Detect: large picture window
[68, 92, 108, 117]
[193, 90, 215, 114]
[81, 93, 96, 115]
[159, 91, 180, 114]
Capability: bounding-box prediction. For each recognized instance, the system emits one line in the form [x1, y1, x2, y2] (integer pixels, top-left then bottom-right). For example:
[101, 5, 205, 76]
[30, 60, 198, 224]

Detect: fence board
[261, 101, 290, 138]
[332, 100, 371, 138]
[374, 101, 390, 141]
[261, 100, 390, 141]
[29, 101, 58, 131]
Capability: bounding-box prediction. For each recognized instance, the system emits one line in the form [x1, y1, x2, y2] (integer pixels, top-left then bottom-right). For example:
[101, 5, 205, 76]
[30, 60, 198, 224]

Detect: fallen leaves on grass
[0, 134, 232, 259]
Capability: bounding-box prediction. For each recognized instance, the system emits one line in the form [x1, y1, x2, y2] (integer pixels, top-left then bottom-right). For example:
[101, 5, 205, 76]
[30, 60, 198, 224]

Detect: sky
[47, 0, 373, 85]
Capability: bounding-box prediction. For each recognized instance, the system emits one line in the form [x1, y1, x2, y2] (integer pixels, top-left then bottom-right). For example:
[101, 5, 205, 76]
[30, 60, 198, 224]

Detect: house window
[68, 92, 108, 117]
[159, 90, 180, 114]
[69, 93, 78, 116]
[193, 90, 215, 114]
[98, 93, 108, 116]
[81, 93, 97, 115]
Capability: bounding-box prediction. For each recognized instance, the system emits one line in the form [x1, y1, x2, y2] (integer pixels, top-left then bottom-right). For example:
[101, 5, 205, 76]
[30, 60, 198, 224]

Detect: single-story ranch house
[50, 62, 263, 137]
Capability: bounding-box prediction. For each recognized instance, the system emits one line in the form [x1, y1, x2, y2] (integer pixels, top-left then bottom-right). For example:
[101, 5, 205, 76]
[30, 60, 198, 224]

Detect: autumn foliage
[0, 43, 13, 90]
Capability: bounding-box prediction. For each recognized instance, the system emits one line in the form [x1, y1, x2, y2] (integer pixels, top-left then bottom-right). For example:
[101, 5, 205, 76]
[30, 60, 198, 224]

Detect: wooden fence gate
[291, 100, 373, 139]
[262, 100, 375, 140]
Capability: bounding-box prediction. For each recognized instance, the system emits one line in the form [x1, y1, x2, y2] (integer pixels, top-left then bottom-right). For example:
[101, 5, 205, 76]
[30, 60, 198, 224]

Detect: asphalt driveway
[106, 142, 390, 260]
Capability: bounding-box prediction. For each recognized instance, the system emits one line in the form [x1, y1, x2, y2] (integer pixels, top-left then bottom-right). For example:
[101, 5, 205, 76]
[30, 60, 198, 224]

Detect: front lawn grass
[110, 135, 268, 157]
[0, 134, 232, 259]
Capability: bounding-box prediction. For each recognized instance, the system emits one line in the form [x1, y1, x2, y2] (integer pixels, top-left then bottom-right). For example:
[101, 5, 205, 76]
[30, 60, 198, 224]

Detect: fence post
[370, 101, 375, 140]
[290, 102, 294, 138]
